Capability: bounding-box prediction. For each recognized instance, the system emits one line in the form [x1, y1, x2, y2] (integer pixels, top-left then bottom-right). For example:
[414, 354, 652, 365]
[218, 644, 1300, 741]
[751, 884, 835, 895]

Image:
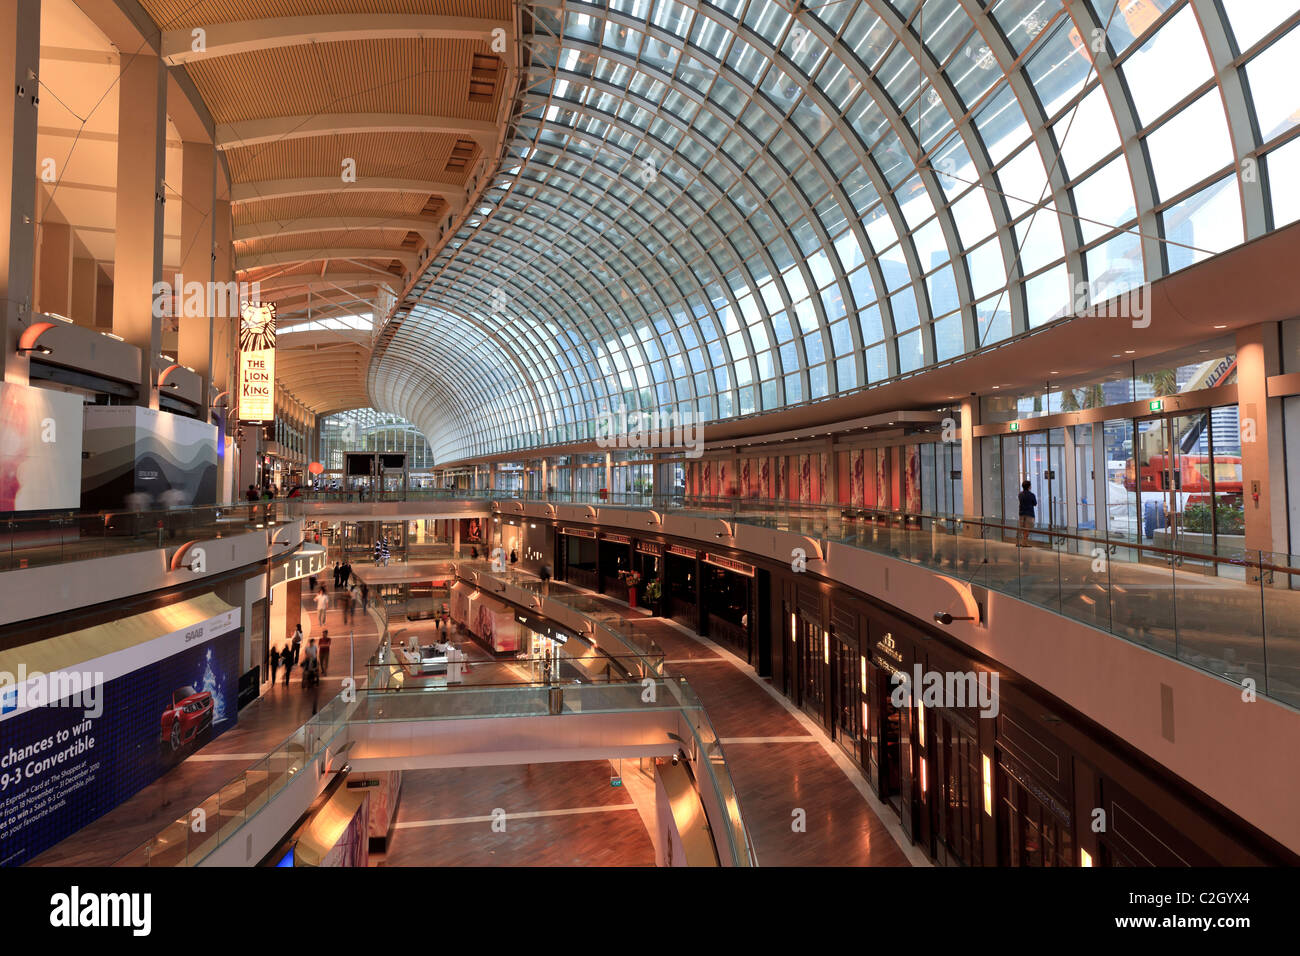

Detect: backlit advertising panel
[238, 301, 276, 423]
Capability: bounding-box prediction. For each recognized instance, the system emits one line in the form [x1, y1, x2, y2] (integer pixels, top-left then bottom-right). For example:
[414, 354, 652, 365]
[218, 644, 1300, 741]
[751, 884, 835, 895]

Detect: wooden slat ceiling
[188, 39, 499, 125]
[132, 0, 514, 418]
[224, 131, 473, 183]
[232, 190, 438, 226]
[139, 0, 511, 31]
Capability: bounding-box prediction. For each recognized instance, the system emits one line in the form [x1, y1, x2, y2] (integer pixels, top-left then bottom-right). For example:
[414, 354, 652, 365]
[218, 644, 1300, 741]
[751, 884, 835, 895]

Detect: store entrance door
[799, 622, 827, 726]
[832, 638, 859, 762]
[1133, 413, 1208, 553]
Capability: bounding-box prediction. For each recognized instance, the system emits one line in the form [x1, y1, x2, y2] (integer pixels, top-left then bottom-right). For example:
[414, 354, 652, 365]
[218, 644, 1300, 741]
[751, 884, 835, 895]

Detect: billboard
[238, 301, 276, 422]
[0, 607, 241, 866]
[0, 381, 83, 512]
[82, 407, 219, 511]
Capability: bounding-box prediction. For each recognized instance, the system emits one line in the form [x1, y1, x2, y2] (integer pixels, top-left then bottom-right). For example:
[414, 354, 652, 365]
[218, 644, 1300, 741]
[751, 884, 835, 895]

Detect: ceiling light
[1214, 325, 1227, 329]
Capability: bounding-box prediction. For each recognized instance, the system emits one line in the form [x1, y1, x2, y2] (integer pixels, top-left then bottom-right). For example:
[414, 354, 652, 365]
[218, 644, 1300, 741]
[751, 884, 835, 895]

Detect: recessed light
[1214, 324, 1227, 329]
[1124, 350, 1135, 354]
[992, 385, 999, 389]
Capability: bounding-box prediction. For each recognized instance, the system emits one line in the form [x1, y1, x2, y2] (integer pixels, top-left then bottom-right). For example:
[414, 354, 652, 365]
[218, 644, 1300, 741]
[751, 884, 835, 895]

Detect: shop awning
[0, 592, 239, 681]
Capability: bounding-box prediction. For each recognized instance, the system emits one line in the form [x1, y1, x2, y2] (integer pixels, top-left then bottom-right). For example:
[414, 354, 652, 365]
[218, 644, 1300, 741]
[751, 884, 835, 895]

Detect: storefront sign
[704, 553, 754, 576]
[874, 631, 904, 675]
[601, 533, 631, 544]
[667, 544, 697, 559]
[560, 527, 596, 538]
[636, 541, 663, 556]
[238, 301, 276, 423]
[269, 547, 327, 588]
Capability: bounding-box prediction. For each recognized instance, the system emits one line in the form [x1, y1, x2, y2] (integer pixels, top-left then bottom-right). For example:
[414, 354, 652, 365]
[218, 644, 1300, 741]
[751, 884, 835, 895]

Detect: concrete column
[35, 220, 73, 317]
[71, 257, 97, 326]
[112, 51, 167, 408]
[178, 142, 215, 403]
[1236, 323, 1287, 561]
[960, 397, 980, 517]
[0, 0, 40, 383]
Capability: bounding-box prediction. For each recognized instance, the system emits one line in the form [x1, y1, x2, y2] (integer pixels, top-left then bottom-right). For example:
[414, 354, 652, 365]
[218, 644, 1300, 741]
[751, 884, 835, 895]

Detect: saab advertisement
[0, 611, 240, 867]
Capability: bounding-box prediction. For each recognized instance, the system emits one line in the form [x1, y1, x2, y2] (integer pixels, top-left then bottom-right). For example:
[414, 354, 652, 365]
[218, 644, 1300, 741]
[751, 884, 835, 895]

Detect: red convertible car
[160, 685, 213, 751]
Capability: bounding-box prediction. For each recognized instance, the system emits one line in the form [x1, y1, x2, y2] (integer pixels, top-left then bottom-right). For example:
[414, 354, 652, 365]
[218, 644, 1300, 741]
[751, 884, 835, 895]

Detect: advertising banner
[238, 301, 276, 423]
[0, 381, 83, 512]
[0, 609, 240, 867]
[82, 406, 219, 511]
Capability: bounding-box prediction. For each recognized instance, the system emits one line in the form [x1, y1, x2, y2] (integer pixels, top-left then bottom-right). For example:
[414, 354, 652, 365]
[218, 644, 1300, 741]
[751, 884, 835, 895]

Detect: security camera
[934, 612, 954, 625]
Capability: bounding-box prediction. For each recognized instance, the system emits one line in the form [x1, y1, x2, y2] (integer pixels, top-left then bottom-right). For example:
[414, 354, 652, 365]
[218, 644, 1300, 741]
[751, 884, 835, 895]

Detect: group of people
[373, 538, 391, 566]
[268, 623, 332, 689]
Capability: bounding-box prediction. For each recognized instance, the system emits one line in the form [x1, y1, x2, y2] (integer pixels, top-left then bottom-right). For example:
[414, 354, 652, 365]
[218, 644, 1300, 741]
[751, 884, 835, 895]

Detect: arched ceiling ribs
[234, 217, 442, 244]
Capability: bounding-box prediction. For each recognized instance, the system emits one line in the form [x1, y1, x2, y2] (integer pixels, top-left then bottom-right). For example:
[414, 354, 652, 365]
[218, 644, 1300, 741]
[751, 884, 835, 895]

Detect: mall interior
[0, 0, 1298, 871]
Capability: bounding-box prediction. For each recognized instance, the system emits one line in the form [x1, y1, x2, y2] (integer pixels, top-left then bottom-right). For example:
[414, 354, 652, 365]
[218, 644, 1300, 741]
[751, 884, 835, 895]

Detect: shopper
[269, 643, 279, 686]
[292, 625, 303, 666]
[302, 638, 319, 686]
[350, 583, 362, 619]
[360, 582, 369, 612]
[1017, 479, 1038, 547]
[319, 630, 332, 676]
[339, 586, 352, 624]
[281, 645, 293, 685]
[315, 585, 329, 629]
[342, 561, 353, 587]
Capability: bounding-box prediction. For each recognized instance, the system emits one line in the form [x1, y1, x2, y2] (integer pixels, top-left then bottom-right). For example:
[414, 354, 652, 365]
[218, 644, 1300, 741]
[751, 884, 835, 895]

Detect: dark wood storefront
[770, 566, 1295, 867]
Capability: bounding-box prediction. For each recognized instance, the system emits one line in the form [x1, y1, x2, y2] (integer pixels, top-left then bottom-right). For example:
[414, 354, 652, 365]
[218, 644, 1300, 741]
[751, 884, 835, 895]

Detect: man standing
[315, 586, 330, 630]
[1018, 479, 1038, 547]
[319, 630, 332, 676]
[333, 561, 341, 589]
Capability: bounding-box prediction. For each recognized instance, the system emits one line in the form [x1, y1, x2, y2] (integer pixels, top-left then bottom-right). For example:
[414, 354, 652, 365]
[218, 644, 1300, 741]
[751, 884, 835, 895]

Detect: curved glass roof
[371, 0, 1300, 463]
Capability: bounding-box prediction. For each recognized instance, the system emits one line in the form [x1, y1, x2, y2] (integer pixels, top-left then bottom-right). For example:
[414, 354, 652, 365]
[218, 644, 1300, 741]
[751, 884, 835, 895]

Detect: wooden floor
[377, 761, 655, 867]
[518, 582, 914, 867]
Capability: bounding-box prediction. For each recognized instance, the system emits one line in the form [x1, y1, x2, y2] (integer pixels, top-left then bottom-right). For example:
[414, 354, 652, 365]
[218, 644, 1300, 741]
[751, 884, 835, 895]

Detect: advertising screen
[238, 301, 276, 423]
[0, 611, 241, 867]
[0, 381, 84, 512]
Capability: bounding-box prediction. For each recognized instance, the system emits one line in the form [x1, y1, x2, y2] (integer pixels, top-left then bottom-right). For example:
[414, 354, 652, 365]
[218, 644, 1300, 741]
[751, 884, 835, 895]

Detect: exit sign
[1149, 400, 1164, 412]
[1009, 422, 1020, 432]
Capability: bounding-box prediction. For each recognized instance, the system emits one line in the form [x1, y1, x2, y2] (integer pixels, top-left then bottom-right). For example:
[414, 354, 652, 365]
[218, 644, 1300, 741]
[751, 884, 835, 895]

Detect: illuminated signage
[559, 527, 596, 538]
[667, 544, 697, 559]
[636, 541, 663, 556]
[238, 301, 276, 422]
[704, 553, 754, 576]
[601, 533, 631, 544]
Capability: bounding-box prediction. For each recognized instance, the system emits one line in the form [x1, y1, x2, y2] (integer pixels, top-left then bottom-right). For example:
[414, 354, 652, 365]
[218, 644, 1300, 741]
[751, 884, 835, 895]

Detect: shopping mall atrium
[1, 0, 1299, 885]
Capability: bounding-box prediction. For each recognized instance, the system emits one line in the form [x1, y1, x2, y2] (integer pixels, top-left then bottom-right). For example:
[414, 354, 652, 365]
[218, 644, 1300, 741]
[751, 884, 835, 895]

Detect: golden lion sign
[238, 301, 276, 422]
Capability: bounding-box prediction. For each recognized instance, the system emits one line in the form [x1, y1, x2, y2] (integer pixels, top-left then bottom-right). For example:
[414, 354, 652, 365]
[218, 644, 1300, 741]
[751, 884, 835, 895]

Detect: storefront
[701, 552, 756, 662]
[559, 527, 598, 590]
[664, 544, 699, 631]
[598, 533, 632, 598]
[633, 540, 664, 615]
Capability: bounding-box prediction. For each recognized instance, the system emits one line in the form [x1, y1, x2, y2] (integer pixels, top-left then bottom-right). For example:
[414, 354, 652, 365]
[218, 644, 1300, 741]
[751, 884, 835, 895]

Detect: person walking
[315, 586, 329, 629]
[269, 643, 280, 686]
[292, 625, 304, 667]
[302, 638, 319, 686]
[1018, 479, 1038, 547]
[319, 630, 332, 676]
[360, 582, 369, 612]
[332, 561, 341, 589]
[342, 561, 353, 587]
[281, 645, 293, 685]
[339, 586, 352, 625]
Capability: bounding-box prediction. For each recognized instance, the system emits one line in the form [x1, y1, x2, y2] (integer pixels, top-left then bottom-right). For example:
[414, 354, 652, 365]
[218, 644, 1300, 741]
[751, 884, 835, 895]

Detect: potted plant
[644, 577, 662, 615]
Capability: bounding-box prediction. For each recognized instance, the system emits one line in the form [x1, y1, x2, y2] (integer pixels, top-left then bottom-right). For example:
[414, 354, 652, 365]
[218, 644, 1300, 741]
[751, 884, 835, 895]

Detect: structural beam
[234, 217, 440, 244]
[255, 273, 395, 296]
[215, 113, 495, 150]
[162, 15, 509, 65]
[0, 0, 40, 383]
[231, 177, 464, 214]
[237, 247, 419, 272]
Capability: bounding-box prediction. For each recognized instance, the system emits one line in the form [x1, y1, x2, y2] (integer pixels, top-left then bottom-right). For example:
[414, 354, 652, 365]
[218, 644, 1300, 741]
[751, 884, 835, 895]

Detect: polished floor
[376, 761, 655, 867]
